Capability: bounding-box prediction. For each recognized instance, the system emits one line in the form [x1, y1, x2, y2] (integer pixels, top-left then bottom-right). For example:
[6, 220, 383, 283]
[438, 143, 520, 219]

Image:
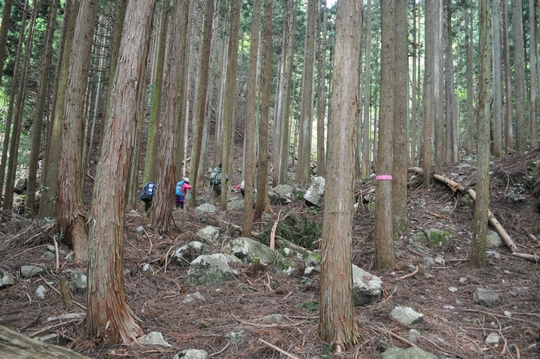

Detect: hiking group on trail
[140, 163, 237, 211]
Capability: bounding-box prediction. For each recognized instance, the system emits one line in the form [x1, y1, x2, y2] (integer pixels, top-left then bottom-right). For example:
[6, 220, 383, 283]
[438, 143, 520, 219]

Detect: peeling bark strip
[409, 167, 540, 262]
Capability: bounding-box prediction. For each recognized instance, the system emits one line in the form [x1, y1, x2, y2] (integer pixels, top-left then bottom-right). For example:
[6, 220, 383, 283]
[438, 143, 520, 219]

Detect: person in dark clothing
[140, 182, 156, 212]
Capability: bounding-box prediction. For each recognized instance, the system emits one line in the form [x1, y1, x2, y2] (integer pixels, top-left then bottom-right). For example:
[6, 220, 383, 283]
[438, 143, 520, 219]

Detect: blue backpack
[176, 181, 185, 196]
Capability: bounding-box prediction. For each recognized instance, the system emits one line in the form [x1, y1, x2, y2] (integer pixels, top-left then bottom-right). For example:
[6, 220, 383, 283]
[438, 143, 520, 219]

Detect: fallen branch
[397, 266, 418, 280]
[511, 252, 539, 263]
[411, 167, 520, 254]
[259, 338, 300, 359]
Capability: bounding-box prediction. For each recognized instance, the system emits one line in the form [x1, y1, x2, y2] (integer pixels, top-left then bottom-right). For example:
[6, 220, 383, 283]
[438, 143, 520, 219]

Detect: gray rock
[185, 253, 242, 286]
[473, 288, 502, 308]
[231, 237, 277, 267]
[408, 329, 421, 343]
[139, 331, 171, 347]
[195, 226, 220, 246]
[142, 263, 154, 274]
[268, 184, 297, 205]
[352, 265, 382, 306]
[303, 177, 325, 207]
[382, 347, 438, 359]
[486, 333, 500, 344]
[39, 333, 60, 344]
[262, 314, 283, 324]
[486, 250, 501, 259]
[173, 349, 209, 359]
[0, 268, 14, 288]
[42, 251, 56, 261]
[183, 292, 206, 303]
[195, 204, 217, 214]
[486, 230, 503, 248]
[174, 241, 212, 266]
[136, 226, 145, 235]
[35, 285, 47, 299]
[70, 270, 87, 290]
[226, 198, 245, 211]
[20, 265, 45, 278]
[46, 245, 67, 256]
[390, 307, 424, 325]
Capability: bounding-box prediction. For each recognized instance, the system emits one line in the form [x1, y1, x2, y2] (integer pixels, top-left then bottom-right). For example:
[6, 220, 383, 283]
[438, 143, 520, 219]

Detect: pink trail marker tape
[375, 175, 393, 180]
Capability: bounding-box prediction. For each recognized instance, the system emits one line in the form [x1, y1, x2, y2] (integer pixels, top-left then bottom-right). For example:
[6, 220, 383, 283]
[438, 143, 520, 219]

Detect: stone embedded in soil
[390, 306, 424, 326]
[473, 288, 502, 308]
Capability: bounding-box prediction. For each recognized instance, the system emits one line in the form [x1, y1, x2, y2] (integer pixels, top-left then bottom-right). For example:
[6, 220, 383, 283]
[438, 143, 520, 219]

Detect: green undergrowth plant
[261, 214, 321, 251]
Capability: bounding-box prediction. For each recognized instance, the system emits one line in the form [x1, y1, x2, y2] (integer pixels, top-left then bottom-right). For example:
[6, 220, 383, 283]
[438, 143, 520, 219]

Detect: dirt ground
[0, 151, 539, 359]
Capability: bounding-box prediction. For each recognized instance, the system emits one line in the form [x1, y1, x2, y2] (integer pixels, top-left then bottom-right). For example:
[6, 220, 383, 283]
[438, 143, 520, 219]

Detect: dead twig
[209, 342, 230, 357]
[259, 338, 300, 359]
[398, 266, 418, 280]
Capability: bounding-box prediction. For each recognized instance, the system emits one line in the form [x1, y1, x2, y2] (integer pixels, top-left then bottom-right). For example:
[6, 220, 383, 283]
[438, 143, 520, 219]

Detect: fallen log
[432, 172, 518, 253]
[410, 167, 519, 254]
[0, 324, 91, 359]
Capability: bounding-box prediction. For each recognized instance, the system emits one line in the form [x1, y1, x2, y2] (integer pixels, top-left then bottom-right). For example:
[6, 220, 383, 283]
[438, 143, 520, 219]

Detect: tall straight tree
[40, 0, 77, 219]
[318, 0, 361, 350]
[375, 0, 395, 270]
[0, 0, 28, 214]
[528, 0, 538, 148]
[242, 0, 261, 237]
[144, 0, 170, 184]
[471, 0, 491, 268]
[0, 0, 14, 88]
[316, 0, 328, 177]
[58, 0, 98, 261]
[150, 0, 190, 233]
[279, 0, 298, 184]
[253, 0, 273, 221]
[361, 0, 373, 178]
[392, 0, 408, 236]
[3, 0, 36, 221]
[27, 0, 59, 215]
[465, 9, 474, 154]
[443, 0, 456, 164]
[190, 0, 215, 207]
[221, 0, 241, 210]
[295, 0, 317, 185]
[502, 0, 513, 151]
[492, 0, 503, 157]
[513, 0, 527, 154]
[87, 0, 155, 343]
[422, 0, 434, 188]
[433, 0, 444, 164]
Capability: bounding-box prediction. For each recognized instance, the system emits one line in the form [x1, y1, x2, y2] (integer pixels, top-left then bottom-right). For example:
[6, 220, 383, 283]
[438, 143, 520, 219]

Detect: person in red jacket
[179, 178, 192, 209]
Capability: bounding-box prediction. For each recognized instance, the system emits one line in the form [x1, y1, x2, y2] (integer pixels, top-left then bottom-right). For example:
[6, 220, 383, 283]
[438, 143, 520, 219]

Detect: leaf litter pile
[0, 150, 539, 359]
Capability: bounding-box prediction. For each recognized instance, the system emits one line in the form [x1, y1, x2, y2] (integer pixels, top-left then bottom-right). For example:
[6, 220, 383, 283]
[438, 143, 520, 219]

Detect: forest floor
[0, 150, 540, 359]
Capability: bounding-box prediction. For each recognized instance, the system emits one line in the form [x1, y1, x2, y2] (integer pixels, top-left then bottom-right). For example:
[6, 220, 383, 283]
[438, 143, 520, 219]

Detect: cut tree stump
[0, 324, 91, 359]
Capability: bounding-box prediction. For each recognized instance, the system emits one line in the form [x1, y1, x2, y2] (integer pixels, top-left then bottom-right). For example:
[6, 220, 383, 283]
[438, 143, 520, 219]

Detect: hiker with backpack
[209, 163, 228, 197]
[175, 178, 192, 209]
[140, 182, 156, 212]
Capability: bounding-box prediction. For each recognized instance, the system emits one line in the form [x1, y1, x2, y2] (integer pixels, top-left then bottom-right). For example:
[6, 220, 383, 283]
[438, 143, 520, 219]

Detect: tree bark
[40, 0, 77, 220]
[242, 0, 261, 237]
[513, 0, 527, 154]
[361, 0, 373, 178]
[58, 0, 98, 261]
[375, 0, 395, 270]
[392, 0, 408, 236]
[318, 0, 361, 350]
[295, 0, 317, 185]
[87, 0, 156, 344]
[254, 0, 273, 221]
[221, 0, 241, 210]
[528, 0, 538, 148]
[471, 0, 492, 268]
[422, 0, 434, 188]
[27, 0, 59, 216]
[316, 0, 328, 177]
[189, 0, 215, 207]
[502, 0, 513, 152]
[492, 0, 503, 157]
